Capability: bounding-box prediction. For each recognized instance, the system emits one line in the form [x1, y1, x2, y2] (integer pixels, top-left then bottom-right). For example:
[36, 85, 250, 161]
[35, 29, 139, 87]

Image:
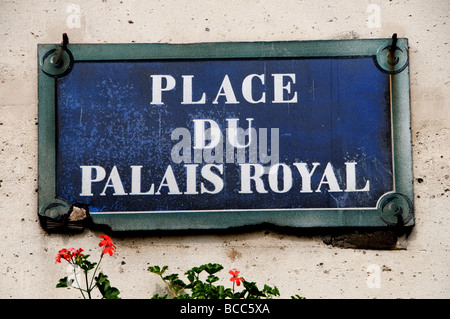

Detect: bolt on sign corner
[38, 39, 414, 232]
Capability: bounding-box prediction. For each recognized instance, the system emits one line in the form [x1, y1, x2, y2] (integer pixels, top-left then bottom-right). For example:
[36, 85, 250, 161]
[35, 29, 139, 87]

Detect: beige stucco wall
[0, 0, 449, 299]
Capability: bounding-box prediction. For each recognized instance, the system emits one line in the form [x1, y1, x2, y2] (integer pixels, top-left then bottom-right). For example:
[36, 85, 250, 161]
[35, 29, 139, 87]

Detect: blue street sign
[38, 39, 413, 231]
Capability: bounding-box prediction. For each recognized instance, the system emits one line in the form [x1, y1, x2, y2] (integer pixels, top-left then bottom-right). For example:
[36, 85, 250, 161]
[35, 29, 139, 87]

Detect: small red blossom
[72, 248, 84, 258]
[229, 270, 244, 286]
[55, 247, 84, 263]
[99, 234, 116, 256]
[56, 248, 70, 263]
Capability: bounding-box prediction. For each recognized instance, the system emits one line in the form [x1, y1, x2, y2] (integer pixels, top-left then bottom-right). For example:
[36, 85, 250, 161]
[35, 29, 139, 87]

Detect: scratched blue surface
[56, 58, 393, 212]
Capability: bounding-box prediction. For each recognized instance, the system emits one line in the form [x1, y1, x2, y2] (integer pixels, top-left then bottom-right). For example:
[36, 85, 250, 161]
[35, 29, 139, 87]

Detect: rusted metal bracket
[375, 33, 409, 74]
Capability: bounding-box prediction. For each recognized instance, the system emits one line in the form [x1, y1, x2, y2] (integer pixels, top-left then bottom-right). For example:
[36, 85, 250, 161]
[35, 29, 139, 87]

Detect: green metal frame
[38, 38, 413, 232]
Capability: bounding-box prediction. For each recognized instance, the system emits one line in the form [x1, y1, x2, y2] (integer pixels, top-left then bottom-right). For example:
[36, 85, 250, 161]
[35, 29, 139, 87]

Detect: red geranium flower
[72, 248, 84, 259]
[55, 247, 84, 263]
[229, 270, 244, 286]
[99, 235, 116, 256]
[56, 248, 70, 263]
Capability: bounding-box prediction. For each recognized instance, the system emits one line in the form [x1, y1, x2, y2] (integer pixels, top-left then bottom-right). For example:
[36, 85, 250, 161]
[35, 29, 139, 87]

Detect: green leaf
[56, 276, 72, 288]
[163, 273, 179, 282]
[171, 279, 187, 293]
[104, 286, 120, 299]
[243, 281, 265, 299]
[206, 274, 219, 284]
[262, 285, 280, 298]
[95, 272, 121, 299]
[216, 286, 233, 299]
[203, 263, 223, 275]
[232, 290, 247, 299]
[185, 269, 197, 283]
[192, 266, 204, 274]
[148, 265, 168, 275]
[77, 255, 96, 272]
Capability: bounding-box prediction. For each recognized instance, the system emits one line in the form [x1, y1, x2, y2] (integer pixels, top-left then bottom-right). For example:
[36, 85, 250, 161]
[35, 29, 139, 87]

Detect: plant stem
[72, 265, 87, 299]
[87, 254, 103, 297]
[160, 274, 177, 297]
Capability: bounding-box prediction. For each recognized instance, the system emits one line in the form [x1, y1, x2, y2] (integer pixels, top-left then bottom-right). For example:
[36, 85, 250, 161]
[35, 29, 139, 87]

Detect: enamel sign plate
[38, 39, 413, 232]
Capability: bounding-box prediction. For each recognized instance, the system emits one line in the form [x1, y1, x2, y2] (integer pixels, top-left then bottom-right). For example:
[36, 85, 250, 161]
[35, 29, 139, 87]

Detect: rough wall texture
[0, 0, 449, 298]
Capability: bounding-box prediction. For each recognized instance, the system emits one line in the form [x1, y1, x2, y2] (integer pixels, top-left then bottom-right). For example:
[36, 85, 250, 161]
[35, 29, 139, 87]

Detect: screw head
[41, 47, 74, 78]
[375, 42, 409, 75]
[379, 193, 413, 226]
